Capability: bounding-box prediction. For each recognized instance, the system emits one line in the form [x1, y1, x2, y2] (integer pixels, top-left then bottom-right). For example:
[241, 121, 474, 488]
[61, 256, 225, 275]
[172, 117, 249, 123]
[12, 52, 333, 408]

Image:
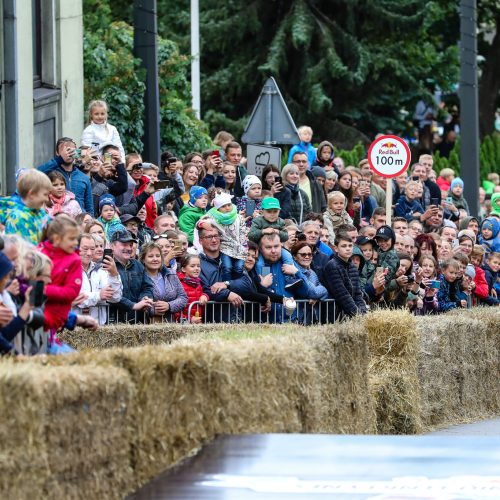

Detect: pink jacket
[38, 240, 83, 330]
[45, 191, 83, 218]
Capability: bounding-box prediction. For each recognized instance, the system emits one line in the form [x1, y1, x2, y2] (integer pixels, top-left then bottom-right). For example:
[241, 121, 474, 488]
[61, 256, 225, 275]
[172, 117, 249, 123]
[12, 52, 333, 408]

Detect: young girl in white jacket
[81, 99, 125, 161]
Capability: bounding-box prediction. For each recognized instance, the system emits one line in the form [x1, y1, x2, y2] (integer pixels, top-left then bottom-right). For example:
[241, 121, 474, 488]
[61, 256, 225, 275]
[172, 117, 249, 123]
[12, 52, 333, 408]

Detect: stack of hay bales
[0, 361, 134, 498]
[418, 308, 500, 429]
[18, 323, 374, 495]
[365, 309, 421, 434]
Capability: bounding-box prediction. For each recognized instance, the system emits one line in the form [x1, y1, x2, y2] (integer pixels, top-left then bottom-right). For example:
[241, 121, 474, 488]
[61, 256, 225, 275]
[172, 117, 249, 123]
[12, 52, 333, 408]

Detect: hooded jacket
[38, 240, 83, 330]
[478, 217, 500, 253]
[0, 193, 49, 245]
[312, 140, 335, 168]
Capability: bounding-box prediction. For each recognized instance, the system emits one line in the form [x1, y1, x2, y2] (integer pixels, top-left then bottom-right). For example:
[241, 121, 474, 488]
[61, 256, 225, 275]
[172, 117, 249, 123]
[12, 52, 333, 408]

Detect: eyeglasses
[152, 233, 170, 240]
[201, 235, 220, 240]
[297, 252, 313, 258]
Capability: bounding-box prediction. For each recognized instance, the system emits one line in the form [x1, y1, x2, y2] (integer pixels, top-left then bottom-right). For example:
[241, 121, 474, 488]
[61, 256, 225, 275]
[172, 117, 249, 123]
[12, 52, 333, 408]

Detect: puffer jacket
[285, 183, 312, 225]
[176, 271, 209, 321]
[323, 254, 367, 318]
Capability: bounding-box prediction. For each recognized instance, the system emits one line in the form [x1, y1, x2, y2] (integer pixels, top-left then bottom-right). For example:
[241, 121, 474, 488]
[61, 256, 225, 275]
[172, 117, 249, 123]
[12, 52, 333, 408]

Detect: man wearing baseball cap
[109, 229, 154, 322]
[248, 197, 288, 244]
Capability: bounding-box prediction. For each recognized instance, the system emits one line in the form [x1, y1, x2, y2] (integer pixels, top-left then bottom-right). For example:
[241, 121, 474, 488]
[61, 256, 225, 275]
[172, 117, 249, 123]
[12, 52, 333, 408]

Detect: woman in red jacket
[176, 254, 209, 323]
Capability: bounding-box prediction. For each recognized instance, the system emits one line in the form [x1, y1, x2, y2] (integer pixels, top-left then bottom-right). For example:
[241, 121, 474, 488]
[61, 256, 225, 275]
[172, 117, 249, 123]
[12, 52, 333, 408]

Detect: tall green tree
[82, 0, 211, 157]
[154, 0, 459, 148]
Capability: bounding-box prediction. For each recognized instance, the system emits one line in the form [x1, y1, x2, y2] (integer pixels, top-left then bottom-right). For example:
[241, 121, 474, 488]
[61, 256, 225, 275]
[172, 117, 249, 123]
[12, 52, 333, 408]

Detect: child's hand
[199, 295, 208, 306]
[190, 315, 203, 324]
[460, 299, 467, 308]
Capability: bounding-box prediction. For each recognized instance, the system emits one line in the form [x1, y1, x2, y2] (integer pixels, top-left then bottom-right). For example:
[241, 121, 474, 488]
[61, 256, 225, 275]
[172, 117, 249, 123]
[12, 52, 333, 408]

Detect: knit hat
[242, 175, 262, 195]
[442, 219, 457, 229]
[99, 194, 116, 213]
[464, 264, 476, 279]
[311, 166, 326, 179]
[0, 252, 13, 281]
[213, 192, 233, 210]
[189, 186, 208, 206]
[450, 178, 464, 191]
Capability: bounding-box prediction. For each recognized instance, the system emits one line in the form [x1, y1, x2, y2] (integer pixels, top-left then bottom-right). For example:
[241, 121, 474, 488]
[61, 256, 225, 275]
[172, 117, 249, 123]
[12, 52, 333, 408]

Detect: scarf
[48, 193, 66, 215]
[208, 205, 237, 225]
[181, 274, 201, 288]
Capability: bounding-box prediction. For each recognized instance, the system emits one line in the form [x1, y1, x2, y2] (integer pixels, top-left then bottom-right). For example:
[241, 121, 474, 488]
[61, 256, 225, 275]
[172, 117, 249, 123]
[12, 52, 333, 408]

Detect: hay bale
[59, 323, 225, 350]
[366, 310, 420, 434]
[370, 360, 422, 434]
[417, 313, 500, 431]
[0, 361, 134, 499]
[364, 309, 417, 358]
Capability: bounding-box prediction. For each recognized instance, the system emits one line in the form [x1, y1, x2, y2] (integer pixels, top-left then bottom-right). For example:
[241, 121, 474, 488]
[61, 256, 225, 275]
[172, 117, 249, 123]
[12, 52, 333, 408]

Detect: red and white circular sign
[367, 135, 411, 179]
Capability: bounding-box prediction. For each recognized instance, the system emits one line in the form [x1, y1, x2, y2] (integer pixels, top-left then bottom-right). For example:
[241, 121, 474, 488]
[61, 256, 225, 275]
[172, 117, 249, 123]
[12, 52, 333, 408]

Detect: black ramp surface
[130, 434, 500, 499]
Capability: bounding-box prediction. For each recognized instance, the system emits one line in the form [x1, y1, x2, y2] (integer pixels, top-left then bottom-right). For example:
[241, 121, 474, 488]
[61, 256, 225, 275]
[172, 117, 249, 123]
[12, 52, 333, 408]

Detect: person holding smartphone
[261, 165, 291, 219]
[73, 233, 122, 325]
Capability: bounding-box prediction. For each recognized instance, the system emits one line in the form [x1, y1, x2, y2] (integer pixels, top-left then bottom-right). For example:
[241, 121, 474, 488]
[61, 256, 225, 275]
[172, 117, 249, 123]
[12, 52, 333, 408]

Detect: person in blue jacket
[37, 137, 94, 215]
[287, 126, 316, 166]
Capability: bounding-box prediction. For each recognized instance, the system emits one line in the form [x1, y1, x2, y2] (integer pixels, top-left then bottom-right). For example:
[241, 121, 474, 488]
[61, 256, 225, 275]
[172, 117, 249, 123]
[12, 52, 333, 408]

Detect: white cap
[213, 193, 234, 209]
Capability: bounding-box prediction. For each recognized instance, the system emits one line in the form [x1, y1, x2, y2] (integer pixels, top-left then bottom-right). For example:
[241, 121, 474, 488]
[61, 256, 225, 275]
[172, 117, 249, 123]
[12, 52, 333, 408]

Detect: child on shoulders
[81, 99, 125, 161]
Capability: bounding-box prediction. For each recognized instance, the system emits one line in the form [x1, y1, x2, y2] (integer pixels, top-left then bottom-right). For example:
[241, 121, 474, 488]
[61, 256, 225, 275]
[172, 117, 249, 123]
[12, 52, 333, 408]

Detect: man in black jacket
[323, 232, 367, 320]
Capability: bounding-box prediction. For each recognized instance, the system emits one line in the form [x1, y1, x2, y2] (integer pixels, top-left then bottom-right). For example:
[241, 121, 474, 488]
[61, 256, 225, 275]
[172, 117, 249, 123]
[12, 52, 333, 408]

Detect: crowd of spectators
[0, 100, 499, 356]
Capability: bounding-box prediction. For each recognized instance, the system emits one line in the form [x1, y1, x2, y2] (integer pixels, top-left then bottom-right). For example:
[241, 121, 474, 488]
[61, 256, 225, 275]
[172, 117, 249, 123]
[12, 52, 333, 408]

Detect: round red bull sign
[367, 135, 411, 179]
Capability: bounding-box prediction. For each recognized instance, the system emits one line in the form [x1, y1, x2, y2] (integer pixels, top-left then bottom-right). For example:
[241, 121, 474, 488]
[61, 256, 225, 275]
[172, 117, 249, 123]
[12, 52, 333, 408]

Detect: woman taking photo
[139, 242, 188, 322]
[261, 164, 291, 219]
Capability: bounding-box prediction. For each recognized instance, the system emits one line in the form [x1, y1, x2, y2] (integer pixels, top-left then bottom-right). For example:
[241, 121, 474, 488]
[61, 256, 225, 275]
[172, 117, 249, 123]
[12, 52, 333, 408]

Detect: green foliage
[154, 0, 460, 146]
[432, 133, 500, 180]
[82, 0, 211, 157]
[334, 143, 366, 168]
[83, 21, 146, 154]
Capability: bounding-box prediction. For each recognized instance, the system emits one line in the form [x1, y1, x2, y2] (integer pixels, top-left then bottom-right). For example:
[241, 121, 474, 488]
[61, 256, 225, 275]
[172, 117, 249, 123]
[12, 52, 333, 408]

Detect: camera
[296, 232, 307, 242]
[26, 308, 45, 330]
[407, 275, 415, 283]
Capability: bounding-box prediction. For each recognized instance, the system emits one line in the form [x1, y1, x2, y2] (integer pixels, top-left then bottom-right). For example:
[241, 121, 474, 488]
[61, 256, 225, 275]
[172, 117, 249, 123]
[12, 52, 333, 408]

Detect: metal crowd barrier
[73, 299, 336, 326]
[186, 299, 336, 325]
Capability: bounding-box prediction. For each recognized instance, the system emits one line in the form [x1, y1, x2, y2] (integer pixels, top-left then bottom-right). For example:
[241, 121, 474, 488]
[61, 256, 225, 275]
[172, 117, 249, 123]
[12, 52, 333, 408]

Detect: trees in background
[83, 0, 211, 157]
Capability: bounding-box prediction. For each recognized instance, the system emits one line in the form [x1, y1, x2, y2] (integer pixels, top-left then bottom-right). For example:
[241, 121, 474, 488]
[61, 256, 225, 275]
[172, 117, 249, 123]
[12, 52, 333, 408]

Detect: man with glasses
[198, 222, 253, 322]
[292, 151, 326, 213]
[300, 220, 331, 285]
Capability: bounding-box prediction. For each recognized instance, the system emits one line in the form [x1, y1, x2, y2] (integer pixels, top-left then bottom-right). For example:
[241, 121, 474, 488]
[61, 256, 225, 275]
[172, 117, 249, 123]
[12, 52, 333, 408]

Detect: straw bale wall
[0, 362, 134, 499]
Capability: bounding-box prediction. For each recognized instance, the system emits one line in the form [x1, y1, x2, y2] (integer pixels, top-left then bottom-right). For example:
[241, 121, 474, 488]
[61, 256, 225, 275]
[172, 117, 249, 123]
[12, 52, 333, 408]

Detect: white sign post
[367, 135, 411, 226]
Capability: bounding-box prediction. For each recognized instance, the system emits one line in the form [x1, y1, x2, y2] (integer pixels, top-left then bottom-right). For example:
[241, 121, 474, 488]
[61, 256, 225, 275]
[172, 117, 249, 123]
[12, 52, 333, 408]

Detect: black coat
[323, 254, 367, 318]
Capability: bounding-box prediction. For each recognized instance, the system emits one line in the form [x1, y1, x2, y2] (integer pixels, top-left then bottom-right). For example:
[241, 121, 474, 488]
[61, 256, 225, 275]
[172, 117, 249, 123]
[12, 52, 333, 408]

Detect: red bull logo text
[379, 141, 399, 154]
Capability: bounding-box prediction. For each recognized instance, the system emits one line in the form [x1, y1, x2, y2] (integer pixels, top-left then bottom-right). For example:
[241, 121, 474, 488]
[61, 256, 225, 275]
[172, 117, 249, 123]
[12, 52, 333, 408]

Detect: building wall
[0, 0, 83, 194]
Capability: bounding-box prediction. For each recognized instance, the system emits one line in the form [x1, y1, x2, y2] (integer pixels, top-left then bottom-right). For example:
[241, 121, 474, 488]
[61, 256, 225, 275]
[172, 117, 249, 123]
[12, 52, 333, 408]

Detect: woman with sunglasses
[291, 241, 329, 324]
